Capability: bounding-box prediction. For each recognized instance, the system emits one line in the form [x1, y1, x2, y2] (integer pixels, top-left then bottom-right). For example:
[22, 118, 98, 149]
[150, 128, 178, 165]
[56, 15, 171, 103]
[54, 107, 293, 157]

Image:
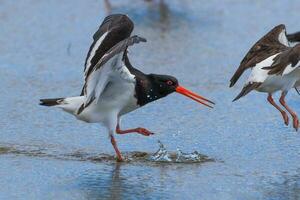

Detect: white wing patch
[84, 55, 119, 105]
[282, 63, 293, 76]
[113, 63, 135, 83]
[84, 53, 136, 105]
[247, 53, 279, 83]
[278, 30, 289, 47]
[282, 61, 300, 76]
[81, 35, 146, 111]
[84, 31, 109, 77]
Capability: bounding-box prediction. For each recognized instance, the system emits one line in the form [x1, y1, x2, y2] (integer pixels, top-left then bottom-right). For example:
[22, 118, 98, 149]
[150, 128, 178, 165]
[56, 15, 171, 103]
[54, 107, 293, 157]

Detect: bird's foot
[278, 93, 299, 131]
[292, 116, 299, 131]
[135, 127, 155, 136]
[280, 111, 289, 126]
[116, 127, 154, 136]
[116, 155, 123, 162]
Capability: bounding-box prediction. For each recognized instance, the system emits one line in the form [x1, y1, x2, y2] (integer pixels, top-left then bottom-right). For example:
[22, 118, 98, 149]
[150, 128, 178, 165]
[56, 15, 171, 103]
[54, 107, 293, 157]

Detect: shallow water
[0, 141, 214, 164]
[1, 0, 300, 199]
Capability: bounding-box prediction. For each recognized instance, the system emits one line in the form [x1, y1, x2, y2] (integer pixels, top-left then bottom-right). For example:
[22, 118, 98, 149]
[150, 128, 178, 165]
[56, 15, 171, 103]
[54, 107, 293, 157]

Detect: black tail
[232, 82, 261, 102]
[39, 98, 64, 106]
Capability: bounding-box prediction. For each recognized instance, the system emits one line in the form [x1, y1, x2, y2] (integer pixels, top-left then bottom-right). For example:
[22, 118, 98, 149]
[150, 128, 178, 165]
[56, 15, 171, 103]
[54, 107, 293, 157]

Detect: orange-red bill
[175, 85, 214, 108]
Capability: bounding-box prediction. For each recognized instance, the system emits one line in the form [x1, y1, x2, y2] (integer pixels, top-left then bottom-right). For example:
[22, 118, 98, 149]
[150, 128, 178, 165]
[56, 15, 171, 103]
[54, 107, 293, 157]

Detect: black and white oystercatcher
[40, 14, 214, 161]
[230, 24, 300, 131]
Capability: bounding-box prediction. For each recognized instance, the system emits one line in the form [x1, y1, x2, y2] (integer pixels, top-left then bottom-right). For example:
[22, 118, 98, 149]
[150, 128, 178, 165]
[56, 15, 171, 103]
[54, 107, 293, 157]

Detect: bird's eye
[166, 80, 173, 85]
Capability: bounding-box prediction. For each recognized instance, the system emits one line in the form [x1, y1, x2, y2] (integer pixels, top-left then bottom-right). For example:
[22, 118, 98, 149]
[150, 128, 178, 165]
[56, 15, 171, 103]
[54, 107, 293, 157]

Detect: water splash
[150, 140, 172, 162]
[149, 141, 213, 163]
[176, 149, 205, 162]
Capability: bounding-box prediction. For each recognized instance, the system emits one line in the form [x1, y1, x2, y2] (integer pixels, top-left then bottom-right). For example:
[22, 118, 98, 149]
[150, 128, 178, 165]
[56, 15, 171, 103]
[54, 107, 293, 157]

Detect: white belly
[77, 81, 138, 123]
[246, 54, 300, 94]
[257, 69, 300, 93]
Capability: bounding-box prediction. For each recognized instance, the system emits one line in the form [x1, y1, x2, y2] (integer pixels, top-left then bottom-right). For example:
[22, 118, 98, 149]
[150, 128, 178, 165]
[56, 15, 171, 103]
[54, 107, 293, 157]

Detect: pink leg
[110, 135, 123, 162]
[267, 94, 289, 125]
[116, 124, 154, 136]
[279, 92, 299, 131]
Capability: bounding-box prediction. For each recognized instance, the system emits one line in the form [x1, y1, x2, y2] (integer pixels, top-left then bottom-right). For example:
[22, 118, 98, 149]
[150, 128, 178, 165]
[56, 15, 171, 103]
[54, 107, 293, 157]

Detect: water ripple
[0, 142, 214, 164]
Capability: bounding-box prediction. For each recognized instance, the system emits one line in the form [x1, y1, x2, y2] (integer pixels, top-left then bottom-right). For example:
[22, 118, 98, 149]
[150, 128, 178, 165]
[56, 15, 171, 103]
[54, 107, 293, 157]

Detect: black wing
[82, 14, 134, 94]
[262, 44, 300, 75]
[95, 35, 146, 69]
[79, 35, 147, 113]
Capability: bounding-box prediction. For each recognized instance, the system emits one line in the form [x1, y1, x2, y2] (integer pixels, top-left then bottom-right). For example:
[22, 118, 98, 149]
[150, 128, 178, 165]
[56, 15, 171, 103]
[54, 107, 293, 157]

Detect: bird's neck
[134, 75, 163, 106]
[125, 55, 166, 106]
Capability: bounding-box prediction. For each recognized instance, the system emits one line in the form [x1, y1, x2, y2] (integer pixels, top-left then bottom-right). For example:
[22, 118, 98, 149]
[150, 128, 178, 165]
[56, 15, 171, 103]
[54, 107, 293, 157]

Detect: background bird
[230, 24, 300, 131]
[39, 14, 214, 161]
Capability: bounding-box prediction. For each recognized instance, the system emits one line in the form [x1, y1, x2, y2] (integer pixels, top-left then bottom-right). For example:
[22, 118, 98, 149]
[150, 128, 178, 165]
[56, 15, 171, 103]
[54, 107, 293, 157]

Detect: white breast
[77, 81, 138, 123]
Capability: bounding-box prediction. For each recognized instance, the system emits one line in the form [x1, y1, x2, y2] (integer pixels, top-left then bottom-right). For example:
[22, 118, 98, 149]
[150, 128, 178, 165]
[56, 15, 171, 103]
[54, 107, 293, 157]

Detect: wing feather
[78, 35, 147, 113]
[230, 24, 288, 87]
[263, 44, 300, 76]
[81, 14, 134, 95]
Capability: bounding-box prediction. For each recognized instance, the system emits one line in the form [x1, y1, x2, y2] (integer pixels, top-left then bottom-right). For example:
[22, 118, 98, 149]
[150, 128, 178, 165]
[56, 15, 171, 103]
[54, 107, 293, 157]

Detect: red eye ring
[166, 80, 173, 85]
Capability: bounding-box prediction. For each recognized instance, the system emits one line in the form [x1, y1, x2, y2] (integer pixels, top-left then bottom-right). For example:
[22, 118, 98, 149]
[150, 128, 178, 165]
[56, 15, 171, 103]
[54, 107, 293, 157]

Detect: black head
[135, 73, 214, 108]
[148, 74, 179, 97]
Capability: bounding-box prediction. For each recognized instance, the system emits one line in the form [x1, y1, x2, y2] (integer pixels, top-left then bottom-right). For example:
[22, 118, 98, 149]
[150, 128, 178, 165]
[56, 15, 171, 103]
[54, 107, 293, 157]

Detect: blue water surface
[0, 0, 300, 199]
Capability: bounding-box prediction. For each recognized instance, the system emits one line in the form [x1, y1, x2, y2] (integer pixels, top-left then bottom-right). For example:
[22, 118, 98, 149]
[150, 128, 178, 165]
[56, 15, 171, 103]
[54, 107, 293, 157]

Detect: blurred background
[0, 0, 300, 199]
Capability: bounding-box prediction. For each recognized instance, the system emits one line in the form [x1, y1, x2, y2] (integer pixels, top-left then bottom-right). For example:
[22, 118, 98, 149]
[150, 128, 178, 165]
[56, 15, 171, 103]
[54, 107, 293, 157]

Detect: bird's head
[149, 74, 179, 96]
[139, 74, 214, 108]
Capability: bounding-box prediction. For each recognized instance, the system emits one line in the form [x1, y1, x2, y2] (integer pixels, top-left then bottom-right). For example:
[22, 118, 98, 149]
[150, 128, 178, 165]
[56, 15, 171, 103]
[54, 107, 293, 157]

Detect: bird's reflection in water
[77, 163, 167, 199]
[106, 163, 123, 200]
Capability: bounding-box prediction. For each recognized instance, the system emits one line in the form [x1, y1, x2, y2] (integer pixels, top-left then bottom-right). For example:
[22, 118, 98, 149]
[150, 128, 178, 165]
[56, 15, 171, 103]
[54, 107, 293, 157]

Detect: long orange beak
[175, 85, 214, 108]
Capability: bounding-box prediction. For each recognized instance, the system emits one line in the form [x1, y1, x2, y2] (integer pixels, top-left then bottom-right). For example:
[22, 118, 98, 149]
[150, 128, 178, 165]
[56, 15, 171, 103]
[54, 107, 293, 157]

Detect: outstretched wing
[230, 24, 289, 87]
[82, 14, 134, 95]
[262, 44, 300, 76]
[78, 35, 147, 114]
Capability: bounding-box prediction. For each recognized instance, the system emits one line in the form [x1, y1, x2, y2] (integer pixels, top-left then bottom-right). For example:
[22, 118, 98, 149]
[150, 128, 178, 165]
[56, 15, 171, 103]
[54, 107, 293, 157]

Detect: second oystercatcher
[40, 14, 214, 161]
[230, 24, 300, 131]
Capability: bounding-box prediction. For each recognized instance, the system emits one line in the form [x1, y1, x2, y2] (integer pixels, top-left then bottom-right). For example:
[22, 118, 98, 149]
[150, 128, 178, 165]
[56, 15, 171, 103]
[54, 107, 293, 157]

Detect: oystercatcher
[40, 14, 214, 161]
[230, 24, 300, 131]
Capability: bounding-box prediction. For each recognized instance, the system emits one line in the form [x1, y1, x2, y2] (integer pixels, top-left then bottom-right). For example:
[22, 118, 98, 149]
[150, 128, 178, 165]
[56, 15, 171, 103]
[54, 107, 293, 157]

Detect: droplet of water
[175, 149, 204, 162]
[150, 141, 213, 163]
[150, 140, 172, 162]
